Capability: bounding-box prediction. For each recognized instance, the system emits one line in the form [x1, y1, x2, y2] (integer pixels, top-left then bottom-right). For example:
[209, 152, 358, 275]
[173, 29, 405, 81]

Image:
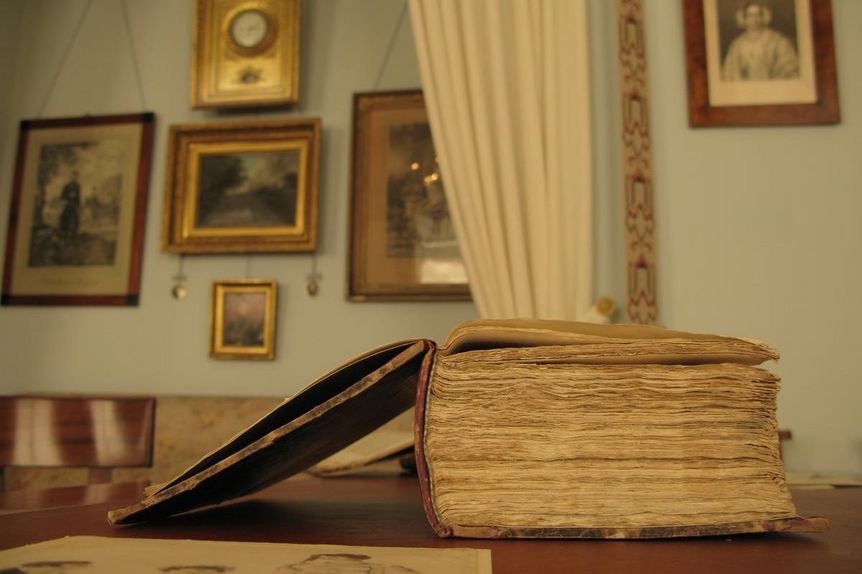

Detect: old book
[109, 319, 828, 538]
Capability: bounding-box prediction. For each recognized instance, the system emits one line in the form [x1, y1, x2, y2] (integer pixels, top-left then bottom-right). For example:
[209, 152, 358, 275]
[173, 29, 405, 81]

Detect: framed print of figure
[683, 0, 839, 126]
[1, 113, 154, 305]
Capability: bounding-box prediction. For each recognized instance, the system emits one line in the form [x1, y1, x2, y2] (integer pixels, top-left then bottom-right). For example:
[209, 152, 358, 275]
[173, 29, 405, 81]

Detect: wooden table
[1, 477, 859, 573]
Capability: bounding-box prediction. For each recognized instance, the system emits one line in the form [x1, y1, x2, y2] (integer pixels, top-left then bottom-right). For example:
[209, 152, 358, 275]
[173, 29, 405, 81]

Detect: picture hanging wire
[261, 47, 322, 297]
[35, 0, 147, 115]
[373, 2, 408, 91]
[171, 255, 188, 300]
[37, 0, 94, 117]
[306, 254, 321, 297]
[303, 1, 404, 299]
[121, 0, 148, 109]
[244, 85, 316, 295]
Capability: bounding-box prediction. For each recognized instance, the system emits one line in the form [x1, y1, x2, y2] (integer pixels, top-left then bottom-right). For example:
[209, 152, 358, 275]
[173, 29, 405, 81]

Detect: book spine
[413, 345, 452, 538]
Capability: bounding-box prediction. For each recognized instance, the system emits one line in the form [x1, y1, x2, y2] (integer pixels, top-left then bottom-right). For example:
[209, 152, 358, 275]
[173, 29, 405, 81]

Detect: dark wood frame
[1, 113, 154, 306]
[162, 118, 320, 254]
[348, 90, 470, 302]
[683, 0, 839, 127]
[210, 278, 278, 360]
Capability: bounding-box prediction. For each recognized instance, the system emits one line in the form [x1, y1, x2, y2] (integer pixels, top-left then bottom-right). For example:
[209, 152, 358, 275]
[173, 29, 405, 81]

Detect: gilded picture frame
[683, 0, 839, 127]
[192, 0, 300, 108]
[162, 118, 320, 254]
[348, 90, 470, 301]
[1, 113, 154, 306]
[210, 279, 277, 360]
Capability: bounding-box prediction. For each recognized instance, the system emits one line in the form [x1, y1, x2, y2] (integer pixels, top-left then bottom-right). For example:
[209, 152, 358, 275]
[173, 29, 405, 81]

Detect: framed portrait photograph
[210, 279, 277, 360]
[348, 90, 470, 301]
[192, 0, 300, 108]
[162, 118, 319, 253]
[683, 0, 839, 126]
[1, 113, 154, 306]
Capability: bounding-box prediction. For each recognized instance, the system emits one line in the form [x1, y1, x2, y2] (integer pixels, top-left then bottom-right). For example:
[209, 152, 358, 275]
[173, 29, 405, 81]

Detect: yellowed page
[0, 536, 492, 574]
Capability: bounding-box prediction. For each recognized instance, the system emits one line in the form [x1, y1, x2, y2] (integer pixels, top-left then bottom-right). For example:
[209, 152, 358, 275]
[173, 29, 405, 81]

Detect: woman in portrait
[721, 1, 799, 81]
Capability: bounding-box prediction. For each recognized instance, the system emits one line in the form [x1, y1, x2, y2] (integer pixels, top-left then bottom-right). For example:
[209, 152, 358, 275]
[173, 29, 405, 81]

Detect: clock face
[229, 9, 269, 50]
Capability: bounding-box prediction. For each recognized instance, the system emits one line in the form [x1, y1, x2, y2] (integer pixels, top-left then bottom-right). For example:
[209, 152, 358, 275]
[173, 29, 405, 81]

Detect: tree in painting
[196, 151, 299, 229]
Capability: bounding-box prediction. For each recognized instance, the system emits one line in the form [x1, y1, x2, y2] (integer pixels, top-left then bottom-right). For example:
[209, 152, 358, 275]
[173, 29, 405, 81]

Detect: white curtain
[409, 0, 593, 320]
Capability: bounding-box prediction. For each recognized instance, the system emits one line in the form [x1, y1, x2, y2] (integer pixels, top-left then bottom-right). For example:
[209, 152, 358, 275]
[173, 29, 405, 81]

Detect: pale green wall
[643, 0, 862, 474]
[0, 0, 479, 396]
[0, 0, 859, 475]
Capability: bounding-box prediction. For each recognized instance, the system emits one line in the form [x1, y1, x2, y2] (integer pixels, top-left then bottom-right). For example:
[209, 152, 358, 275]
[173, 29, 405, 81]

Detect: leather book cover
[109, 339, 434, 525]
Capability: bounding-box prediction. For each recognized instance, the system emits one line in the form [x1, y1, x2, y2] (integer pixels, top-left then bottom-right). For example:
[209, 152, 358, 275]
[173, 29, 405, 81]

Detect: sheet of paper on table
[307, 428, 414, 477]
[0, 536, 492, 574]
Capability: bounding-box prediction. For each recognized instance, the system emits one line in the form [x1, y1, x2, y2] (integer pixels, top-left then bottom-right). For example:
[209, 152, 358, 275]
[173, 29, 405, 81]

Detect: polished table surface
[0, 477, 859, 574]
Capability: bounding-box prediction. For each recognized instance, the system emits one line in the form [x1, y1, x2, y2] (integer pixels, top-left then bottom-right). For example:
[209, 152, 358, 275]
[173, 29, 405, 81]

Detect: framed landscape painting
[162, 118, 319, 253]
[1, 113, 154, 305]
[348, 90, 470, 301]
[683, 0, 839, 126]
[210, 279, 277, 360]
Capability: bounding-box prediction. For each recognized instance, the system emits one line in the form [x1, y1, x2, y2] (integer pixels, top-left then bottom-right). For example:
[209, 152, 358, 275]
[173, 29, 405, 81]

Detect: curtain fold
[409, 0, 593, 319]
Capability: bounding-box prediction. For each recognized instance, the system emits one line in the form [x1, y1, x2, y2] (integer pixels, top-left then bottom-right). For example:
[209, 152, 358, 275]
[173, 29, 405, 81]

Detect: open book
[109, 319, 828, 538]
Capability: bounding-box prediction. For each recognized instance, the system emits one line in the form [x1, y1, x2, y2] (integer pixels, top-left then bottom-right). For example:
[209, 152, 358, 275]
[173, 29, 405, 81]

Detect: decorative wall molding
[616, 0, 658, 324]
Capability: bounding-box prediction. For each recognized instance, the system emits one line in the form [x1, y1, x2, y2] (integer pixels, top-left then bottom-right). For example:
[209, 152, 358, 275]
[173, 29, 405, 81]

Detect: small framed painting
[683, 0, 839, 126]
[1, 113, 154, 305]
[210, 279, 277, 360]
[162, 118, 320, 253]
[348, 90, 470, 301]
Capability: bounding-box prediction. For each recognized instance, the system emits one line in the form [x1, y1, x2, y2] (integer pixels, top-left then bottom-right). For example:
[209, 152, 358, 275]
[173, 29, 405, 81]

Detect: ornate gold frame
[210, 279, 277, 360]
[162, 118, 320, 254]
[192, 0, 300, 108]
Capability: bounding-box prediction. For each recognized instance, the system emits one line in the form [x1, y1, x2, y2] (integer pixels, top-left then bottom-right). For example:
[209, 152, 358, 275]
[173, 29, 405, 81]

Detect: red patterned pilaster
[617, 0, 658, 324]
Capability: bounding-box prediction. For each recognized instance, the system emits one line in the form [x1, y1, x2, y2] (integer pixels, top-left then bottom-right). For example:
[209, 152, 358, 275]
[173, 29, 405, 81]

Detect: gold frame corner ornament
[192, 0, 300, 109]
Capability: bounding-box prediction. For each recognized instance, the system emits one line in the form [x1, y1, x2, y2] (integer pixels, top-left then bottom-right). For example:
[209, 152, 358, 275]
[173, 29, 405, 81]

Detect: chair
[0, 395, 155, 490]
